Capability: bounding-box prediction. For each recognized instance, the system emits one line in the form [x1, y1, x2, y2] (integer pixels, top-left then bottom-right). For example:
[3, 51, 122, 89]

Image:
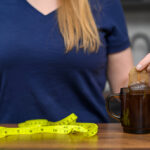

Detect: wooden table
[0, 123, 150, 150]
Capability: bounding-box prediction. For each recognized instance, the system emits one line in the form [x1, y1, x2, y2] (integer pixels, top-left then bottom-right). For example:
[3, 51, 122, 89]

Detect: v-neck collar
[22, 0, 58, 18]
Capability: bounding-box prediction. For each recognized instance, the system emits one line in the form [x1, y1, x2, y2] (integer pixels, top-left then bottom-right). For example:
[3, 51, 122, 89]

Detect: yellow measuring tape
[0, 113, 98, 138]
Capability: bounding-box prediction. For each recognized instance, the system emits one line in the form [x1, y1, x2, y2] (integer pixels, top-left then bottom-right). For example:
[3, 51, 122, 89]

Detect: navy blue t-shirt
[0, 0, 130, 123]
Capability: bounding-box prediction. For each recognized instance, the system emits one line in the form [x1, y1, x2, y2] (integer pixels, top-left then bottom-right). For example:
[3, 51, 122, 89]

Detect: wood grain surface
[0, 123, 150, 150]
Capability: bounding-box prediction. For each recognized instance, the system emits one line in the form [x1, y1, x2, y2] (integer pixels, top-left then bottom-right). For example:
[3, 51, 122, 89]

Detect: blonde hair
[57, 0, 100, 53]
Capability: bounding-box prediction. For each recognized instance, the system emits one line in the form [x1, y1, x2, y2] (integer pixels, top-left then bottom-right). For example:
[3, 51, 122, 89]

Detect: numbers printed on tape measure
[0, 113, 98, 138]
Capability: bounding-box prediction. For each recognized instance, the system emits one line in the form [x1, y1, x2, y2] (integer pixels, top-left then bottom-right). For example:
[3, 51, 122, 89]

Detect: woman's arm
[107, 48, 134, 93]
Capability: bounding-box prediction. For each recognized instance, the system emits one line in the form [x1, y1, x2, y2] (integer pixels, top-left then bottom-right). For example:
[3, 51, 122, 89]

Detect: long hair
[57, 0, 100, 53]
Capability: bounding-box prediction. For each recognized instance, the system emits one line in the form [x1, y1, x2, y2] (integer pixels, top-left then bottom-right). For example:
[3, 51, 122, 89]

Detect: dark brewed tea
[120, 88, 150, 133]
[106, 87, 150, 134]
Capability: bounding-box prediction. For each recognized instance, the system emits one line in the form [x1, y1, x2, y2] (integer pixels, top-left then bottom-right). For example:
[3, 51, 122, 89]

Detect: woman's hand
[136, 53, 150, 72]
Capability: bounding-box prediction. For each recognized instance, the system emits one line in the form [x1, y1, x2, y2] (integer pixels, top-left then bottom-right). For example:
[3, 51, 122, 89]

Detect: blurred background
[105, 0, 150, 122]
[122, 0, 150, 65]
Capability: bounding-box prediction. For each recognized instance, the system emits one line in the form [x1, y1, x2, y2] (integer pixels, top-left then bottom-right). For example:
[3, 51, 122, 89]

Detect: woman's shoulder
[89, 0, 127, 34]
[89, 0, 122, 12]
[89, 0, 124, 21]
[89, 0, 121, 5]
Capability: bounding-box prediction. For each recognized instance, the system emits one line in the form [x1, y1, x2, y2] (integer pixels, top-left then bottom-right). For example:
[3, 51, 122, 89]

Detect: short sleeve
[90, 0, 130, 54]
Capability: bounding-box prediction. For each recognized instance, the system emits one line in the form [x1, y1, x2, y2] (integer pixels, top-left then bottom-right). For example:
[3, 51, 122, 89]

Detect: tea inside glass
[106, 87, 150, 134]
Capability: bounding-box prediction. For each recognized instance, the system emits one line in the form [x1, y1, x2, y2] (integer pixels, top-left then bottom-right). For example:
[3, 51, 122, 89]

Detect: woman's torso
[0, 0, 127, 123]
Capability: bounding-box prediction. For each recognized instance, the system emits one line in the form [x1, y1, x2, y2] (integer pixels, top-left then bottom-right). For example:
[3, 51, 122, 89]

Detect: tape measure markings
[0, 113, 98, 138]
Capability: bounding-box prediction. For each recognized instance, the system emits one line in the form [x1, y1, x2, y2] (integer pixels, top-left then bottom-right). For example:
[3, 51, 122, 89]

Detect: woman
[0, 0, 133, 123]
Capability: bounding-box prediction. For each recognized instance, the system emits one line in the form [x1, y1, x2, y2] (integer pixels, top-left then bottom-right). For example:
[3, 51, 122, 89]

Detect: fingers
[136, 53, 150, 71]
